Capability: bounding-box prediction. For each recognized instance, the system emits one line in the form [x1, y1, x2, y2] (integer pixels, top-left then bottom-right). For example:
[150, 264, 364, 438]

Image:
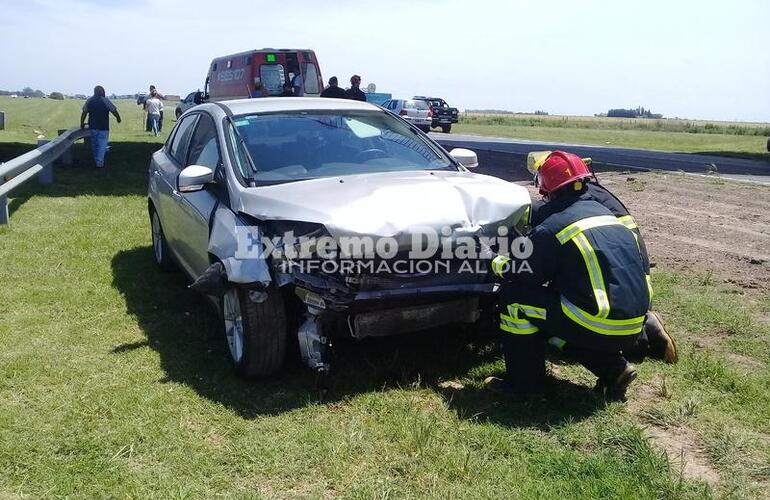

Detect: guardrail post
[57, 129, 73, 166]
[37, 139, 53, 184]
[0, 111, 5, 131]
[0, 195, 8, 225]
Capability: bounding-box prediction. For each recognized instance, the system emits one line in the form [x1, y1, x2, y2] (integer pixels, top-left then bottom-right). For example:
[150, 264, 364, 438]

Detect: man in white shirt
[145, 89, 163, 136]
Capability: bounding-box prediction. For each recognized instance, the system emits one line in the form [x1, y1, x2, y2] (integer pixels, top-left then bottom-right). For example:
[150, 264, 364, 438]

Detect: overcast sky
[1, 0, 768, 121]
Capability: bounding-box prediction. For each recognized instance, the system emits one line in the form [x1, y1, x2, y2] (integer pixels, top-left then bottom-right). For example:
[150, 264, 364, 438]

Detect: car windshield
[231, 110, 454, 183]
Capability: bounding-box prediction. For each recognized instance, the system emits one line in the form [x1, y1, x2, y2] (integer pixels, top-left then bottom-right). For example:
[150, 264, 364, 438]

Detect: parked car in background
[380, 99, 433, 132]
[148, 97, 530, 378]
[175, 91, 203, 118]
[413, 96, 459, 133]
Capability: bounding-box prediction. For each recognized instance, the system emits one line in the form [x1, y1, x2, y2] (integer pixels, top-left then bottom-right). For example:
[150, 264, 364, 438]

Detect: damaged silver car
[148, 97, 531, 378]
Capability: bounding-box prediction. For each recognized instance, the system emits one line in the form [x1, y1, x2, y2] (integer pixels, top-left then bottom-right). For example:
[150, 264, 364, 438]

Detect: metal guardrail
[0, 126, 89, 225]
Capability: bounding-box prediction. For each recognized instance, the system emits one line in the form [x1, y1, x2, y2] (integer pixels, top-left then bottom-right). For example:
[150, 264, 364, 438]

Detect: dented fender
[207, 206, 271, 286]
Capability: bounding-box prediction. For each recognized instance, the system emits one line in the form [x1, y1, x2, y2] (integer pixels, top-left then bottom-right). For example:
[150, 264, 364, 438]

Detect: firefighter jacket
[492, 188, 651, 337]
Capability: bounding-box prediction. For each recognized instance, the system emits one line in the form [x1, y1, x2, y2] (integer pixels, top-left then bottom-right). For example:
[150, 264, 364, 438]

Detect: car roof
[215, 97, 380, 115]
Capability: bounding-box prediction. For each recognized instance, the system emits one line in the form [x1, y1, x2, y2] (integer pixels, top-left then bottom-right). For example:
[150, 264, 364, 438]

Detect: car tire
[767, 137, 770, 152]
[222, 286, 287, 379]
[419, 125, 431, 133]
[150, 208, 175, 272]
[442, 124, 452, 134]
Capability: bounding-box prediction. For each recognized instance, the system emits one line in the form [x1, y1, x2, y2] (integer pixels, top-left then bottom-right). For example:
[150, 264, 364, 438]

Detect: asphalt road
[433, 133, 770, 184]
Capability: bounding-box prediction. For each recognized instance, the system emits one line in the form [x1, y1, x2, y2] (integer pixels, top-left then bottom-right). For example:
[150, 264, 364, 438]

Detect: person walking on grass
[145, 89, 163, 136]
[80, 85, 121, 168]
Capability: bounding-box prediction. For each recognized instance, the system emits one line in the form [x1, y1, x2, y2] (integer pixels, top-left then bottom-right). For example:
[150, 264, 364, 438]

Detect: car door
[154, 114, 198, 265]
[171, 112, 222, 278]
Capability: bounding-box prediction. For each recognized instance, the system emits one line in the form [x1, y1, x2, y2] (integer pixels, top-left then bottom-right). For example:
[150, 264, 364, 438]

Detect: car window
[187, 114, 220, 169]
[169, 114, 199, 165]
[185, 92, 196, 103]
[405, 100, 429, 110]
[260, 64, 286, 96]
[232, 110, 454, 183]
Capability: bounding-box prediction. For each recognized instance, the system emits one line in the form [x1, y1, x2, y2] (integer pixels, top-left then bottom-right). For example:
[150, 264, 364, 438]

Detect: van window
[260, 64, 286, 95]
[302, 63, 320, 94]
[244, 56, 251, 65]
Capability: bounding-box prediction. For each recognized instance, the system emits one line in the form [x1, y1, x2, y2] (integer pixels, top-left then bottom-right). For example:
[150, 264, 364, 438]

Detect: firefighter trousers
[498, 284, 641, 394]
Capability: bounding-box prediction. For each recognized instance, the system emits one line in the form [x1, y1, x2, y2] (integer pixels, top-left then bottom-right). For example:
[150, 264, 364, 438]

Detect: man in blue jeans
[80, 85, 121, 168]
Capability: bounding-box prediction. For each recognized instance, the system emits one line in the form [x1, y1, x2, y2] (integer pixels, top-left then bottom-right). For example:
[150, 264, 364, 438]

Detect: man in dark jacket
[320, 76, 347, 98]
[526, 151, 677, 364]
[345, 75, 366, 101]
[485, 151, 651, 401]
[80, 85, 121, 168]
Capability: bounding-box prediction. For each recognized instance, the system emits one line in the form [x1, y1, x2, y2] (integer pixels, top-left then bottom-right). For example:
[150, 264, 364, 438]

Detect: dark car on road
[413, 96, 459, 133]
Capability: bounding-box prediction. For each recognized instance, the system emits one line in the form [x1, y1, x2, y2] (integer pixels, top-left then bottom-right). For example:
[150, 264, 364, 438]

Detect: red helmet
[537, 151, 591, 195]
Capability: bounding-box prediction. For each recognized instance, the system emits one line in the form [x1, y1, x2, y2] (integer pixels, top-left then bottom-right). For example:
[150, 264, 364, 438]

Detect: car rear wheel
[222, 286, 287, 378]
[441, 124, 452, 133]
[150, 209, 175, 271]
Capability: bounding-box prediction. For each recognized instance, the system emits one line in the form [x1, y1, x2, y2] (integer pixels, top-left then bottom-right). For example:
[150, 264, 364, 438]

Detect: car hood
[236, 170, 531, 243]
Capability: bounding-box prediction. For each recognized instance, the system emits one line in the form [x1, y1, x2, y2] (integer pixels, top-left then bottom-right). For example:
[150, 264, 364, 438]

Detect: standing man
[80, 85, 121, 168]
[145, 90, 163, 136]
[345, 75, 366, 101]
[320, 76, 347, 98]
[526, 151, 677, 363]
[290, 68, 304, 97]
[142, 85, 165, 132]
[484, 151, 650, 401]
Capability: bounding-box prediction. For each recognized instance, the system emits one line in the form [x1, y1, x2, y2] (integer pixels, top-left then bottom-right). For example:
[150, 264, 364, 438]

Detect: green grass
[0, 95, 174, 145]
[1, 100, 769, 497]
[454, 114, 770, 157]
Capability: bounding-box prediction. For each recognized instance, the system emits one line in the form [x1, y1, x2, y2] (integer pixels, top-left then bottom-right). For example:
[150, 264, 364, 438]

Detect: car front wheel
[441, 124, 452, 133]
[222, 286, 287, 378]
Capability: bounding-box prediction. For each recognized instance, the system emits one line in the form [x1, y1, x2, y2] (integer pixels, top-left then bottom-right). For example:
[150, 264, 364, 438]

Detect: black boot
[595, 364, 637, 402]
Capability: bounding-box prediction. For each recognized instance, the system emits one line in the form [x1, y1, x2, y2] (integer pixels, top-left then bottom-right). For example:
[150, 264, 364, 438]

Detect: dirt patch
[601, 173, 770, 295]
[725, 353, 765, 372]
[522, 173, 770, 296]
[645, 425, 721, 486]
[628, 380, 721, 486]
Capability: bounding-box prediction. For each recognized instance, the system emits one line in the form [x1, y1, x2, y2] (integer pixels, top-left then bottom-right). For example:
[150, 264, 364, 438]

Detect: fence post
[37, 139, 53, 184]
[57, 129, 73, 166]
[0, 111, 5, 131]
[0, 195, 8, 225]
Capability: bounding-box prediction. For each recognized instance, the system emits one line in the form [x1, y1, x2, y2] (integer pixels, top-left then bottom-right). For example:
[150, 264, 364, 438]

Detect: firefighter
[484, 151, 651, 401]
[526, 151, 677, 364]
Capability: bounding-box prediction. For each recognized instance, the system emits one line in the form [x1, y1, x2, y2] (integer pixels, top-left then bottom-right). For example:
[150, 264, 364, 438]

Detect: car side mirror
[449, 148, 478, 169]
[193, 92, 204, 104]
[178, 165, 214, 193]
